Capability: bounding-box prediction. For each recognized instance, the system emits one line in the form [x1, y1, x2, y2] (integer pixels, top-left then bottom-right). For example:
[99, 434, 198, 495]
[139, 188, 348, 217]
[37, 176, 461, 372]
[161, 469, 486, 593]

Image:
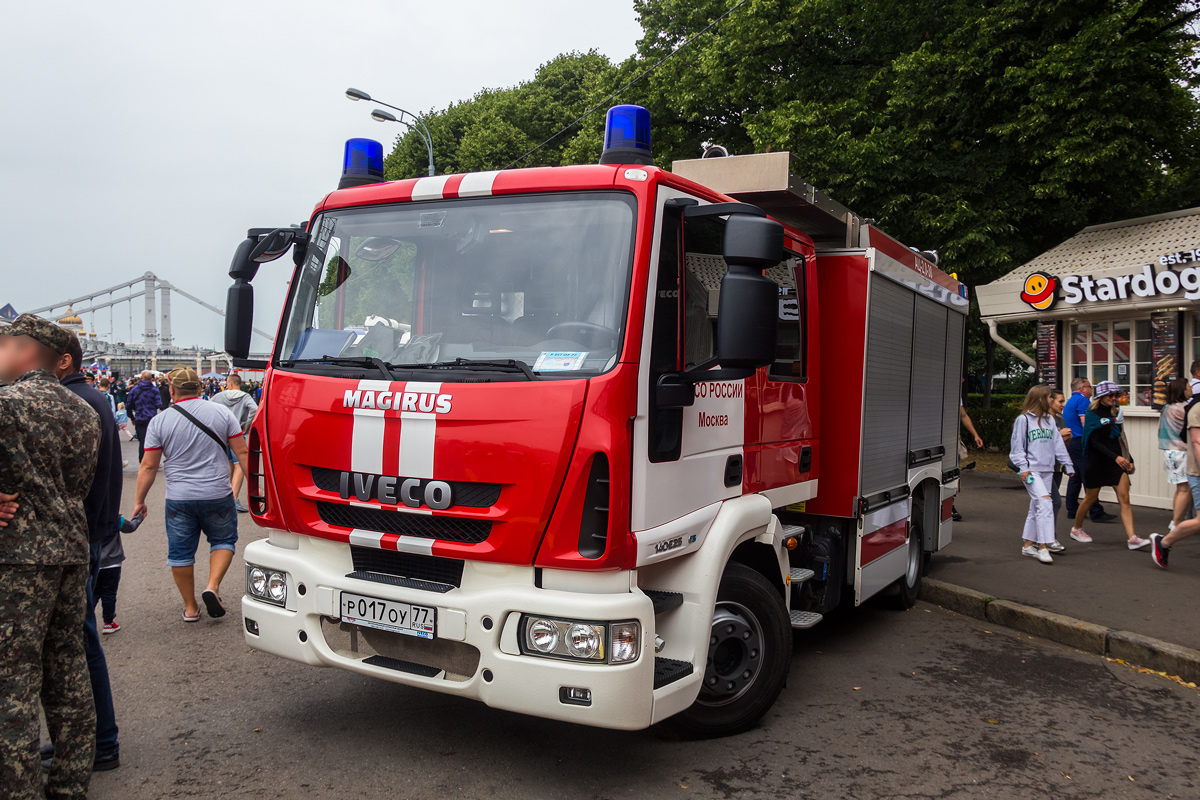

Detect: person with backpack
[1010, 385, 1075, 563]
[1157, 377, 1193, 531]
[130, 367, 248, 622]
[210, 374, 259, 513]
[1070, 381, 1150, 550]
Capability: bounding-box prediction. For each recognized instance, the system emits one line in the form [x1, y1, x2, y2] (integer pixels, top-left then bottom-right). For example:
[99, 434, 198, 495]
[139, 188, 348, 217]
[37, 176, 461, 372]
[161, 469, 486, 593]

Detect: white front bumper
[241, 535, 660, 730]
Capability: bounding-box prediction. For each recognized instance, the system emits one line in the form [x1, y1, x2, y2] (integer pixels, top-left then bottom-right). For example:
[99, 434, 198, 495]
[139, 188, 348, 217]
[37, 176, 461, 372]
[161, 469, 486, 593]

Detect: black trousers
[134, 419, 149, 461]
[94, 567, 121, 625]
[1065, 437, 1107, 520]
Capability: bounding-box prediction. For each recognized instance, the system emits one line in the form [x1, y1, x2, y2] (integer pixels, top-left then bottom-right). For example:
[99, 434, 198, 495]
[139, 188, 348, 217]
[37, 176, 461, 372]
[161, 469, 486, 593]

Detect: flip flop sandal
[182, 611, 201, 623]
[202, 590, 226, 619]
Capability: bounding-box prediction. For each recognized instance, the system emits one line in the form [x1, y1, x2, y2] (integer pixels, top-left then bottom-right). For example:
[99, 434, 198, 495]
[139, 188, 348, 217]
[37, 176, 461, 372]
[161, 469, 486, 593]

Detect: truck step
[781, 523, 806, 537]
[361, 655, 442, 678]
[789, 610, 824, 630]
[653, 657, 694, 689]
[789, 567, 815, 585]
[643, 589, 684, 614]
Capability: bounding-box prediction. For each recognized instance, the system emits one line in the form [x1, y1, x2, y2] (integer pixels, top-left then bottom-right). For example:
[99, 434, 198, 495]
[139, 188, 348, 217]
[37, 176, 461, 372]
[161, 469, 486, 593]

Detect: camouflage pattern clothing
[0, 367, 101, 800]
[0, 369, 100, 565]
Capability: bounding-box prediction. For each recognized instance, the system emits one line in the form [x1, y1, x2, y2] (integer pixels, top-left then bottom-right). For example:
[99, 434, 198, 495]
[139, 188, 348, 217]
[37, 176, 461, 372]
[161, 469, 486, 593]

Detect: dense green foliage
[381, 1, 1200, 394]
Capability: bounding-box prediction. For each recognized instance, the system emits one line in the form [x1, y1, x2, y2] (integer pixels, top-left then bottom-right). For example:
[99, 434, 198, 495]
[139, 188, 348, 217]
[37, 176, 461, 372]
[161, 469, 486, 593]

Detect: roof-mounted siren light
[339, 138, 385, 190]
[910, 246, 939, 266]
[599, 104, 653, 166]
[702, 144, 729, 159]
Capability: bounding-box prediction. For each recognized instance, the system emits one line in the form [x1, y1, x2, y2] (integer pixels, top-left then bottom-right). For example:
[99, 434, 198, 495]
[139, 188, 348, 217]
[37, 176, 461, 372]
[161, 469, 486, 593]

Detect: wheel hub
[698, 601, 763, 706]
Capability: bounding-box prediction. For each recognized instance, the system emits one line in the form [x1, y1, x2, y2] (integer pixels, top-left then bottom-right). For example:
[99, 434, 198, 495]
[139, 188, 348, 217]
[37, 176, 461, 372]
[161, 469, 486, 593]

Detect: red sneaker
[102, 621, 120, 635]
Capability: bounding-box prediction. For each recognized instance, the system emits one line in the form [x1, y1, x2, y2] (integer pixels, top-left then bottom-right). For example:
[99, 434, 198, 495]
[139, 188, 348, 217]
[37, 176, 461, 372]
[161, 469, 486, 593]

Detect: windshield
[278, 192, 637, 377]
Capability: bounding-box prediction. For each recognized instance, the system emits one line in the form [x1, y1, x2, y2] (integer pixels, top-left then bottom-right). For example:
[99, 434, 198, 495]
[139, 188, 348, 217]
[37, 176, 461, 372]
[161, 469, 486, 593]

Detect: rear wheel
[669, 562, 791, 739]
[888, 518, 926, 609]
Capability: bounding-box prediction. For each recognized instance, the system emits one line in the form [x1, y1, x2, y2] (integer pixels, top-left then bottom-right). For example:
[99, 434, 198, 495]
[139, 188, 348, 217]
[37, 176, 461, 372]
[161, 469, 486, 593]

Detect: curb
[919, 578, 1200, 685]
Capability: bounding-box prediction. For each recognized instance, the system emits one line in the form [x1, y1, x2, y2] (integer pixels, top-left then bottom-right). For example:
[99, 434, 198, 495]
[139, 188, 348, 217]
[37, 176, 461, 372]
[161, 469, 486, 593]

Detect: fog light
[560, 686, 592, 706]
[528, 619, 559, 653]
[566, 624, 602, 659]
[610, 622, 640, 663]
[248, 567, 266, 597]
[267, 572, 287, 603]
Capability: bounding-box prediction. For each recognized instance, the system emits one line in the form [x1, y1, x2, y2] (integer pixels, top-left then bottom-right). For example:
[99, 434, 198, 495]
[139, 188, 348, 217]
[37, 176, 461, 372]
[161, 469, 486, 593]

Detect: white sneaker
[1070, 528, 1093, 543]
[1047, 540, 1065, 553]
[1127, 535, 1151, 550]
[1036, 548, 1054, 564]
[1022, 545, 1040, 558]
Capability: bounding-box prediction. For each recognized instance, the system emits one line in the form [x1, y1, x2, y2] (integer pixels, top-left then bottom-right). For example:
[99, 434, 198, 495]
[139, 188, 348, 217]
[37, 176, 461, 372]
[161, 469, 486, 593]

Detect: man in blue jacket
[1063, 377, 1117, 523]
[125, 370, 161, 462]
[54, 333, 123, 772]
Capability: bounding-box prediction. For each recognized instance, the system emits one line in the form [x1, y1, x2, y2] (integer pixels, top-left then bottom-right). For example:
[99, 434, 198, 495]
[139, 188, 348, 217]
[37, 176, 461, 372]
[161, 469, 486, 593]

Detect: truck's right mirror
[716, 214, 783, 369]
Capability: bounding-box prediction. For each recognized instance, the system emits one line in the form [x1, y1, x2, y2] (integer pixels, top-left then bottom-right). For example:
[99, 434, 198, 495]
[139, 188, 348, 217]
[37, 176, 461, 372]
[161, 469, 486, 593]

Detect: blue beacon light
[338, 138, 385, 189]
[599, 105, 653, 166]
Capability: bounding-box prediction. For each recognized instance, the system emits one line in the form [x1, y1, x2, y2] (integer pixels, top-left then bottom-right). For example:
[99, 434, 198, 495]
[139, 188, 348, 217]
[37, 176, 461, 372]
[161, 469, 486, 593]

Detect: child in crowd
[115, 402, 134, 441]
[1010, 385, 1075, 564]
[96, 512, 143, 634]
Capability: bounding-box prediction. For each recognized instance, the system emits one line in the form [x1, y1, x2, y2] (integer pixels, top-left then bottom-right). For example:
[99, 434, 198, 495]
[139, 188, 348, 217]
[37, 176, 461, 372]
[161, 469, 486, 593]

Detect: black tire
[888, 518, 925, 610]
[669, 562, 791, 739]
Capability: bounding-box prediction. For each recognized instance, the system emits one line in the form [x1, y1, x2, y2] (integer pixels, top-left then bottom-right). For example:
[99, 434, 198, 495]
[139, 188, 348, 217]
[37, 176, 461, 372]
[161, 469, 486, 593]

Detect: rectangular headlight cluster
[246, 564, 287, 607]
[519, 615, 639, 664]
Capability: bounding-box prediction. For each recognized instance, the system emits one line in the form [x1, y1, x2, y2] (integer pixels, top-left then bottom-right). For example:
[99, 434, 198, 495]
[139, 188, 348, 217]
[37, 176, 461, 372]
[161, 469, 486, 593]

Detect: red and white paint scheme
[232, 141, 967, 738]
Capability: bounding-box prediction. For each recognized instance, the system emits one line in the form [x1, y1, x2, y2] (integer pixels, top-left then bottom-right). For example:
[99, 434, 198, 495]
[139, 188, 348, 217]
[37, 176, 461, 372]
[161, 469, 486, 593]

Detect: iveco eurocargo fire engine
[225, 105, 967, 737]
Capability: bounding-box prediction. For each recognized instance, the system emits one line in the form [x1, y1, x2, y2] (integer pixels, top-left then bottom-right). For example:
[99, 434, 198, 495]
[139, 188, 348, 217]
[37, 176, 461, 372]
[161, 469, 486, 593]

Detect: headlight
[246, 564, 287, 607]
[519, 616, 638, 664]
[248, 567, 267, 596]
[528, 619, 560, 653]
[267, 572, 287, 602]
[566, 624, 601, 658]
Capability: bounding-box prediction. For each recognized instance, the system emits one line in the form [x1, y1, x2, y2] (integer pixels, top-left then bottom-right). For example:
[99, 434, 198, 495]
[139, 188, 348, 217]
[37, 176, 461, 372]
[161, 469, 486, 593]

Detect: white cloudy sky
[0, 1, 643, 351]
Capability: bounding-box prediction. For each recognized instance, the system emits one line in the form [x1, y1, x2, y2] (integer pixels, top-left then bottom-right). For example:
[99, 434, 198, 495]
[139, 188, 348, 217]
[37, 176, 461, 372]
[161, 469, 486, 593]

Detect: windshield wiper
[391, 358, 538, 381]
[278, 355, 394, 381]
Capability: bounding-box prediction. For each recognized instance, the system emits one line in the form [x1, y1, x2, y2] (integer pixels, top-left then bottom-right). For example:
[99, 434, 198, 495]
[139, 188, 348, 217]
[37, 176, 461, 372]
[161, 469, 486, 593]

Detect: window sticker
[534, 351, 588, 371]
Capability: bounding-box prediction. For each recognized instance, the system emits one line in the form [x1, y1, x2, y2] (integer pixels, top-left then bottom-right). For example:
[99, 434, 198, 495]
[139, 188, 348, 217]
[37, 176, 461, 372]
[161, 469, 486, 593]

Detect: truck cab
[227, 106, 966, 737]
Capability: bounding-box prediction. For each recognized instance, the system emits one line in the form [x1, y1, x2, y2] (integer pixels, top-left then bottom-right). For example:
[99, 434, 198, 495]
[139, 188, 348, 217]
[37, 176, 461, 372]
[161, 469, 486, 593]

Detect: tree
[631, 0, 1200, 397]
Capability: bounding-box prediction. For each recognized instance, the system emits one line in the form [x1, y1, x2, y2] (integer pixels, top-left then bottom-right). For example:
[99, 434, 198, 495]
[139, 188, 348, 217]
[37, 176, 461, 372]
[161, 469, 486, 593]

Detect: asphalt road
[86, 439, 1200, 799]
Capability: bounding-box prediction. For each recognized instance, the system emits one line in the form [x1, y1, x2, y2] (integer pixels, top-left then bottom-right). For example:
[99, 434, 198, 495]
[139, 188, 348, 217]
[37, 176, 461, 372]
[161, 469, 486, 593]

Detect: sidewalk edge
[919, 578, 1200, 684]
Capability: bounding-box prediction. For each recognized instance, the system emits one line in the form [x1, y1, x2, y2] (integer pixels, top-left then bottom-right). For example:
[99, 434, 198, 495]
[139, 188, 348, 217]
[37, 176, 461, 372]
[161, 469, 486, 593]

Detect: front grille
[350, 546, 465, 588]
[317, 501, 491, 544]
[310, 467, 501, 508]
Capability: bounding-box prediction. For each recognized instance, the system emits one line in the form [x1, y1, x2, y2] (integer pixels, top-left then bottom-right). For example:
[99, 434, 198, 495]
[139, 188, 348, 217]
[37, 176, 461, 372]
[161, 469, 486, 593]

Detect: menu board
[1151, 312, 1181, 410]
[1035, 322, 1060, 387]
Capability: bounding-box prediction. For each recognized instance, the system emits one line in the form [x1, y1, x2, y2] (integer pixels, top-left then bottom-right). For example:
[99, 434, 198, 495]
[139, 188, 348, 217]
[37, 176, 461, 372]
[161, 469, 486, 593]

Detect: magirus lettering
[343, 390, 452, 414]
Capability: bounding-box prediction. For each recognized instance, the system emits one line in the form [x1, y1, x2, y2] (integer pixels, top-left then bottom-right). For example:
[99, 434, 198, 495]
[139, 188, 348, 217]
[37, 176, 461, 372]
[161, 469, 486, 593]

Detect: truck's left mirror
[225, 282, 254, 359]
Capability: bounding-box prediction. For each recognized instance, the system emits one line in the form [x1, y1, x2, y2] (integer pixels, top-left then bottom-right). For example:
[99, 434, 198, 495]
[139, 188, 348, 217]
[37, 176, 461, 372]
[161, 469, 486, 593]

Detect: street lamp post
[346, 87, 435, 177]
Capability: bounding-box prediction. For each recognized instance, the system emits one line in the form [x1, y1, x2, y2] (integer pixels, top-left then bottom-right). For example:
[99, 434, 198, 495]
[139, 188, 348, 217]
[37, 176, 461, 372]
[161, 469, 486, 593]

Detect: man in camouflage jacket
[0, 314, 101, 800]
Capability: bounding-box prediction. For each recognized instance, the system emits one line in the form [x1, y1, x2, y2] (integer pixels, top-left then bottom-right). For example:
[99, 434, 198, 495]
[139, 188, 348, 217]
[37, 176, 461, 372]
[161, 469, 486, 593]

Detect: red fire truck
[225, 105, 967, 737]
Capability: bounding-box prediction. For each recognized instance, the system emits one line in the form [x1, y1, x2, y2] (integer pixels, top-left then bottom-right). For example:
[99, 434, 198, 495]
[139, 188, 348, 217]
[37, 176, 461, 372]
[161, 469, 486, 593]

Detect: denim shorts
[165, 494, 239, 567]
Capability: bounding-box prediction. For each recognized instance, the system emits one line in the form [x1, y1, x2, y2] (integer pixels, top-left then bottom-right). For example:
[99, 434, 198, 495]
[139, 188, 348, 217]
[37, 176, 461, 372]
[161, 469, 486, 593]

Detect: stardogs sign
[1018, 253, 1200, 312]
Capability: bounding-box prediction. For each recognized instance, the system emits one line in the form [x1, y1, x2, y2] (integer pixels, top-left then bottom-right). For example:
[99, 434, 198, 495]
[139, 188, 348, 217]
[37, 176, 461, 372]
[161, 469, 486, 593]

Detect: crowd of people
[0, 315, 259, 797]
[1008, 375, 1196, 568]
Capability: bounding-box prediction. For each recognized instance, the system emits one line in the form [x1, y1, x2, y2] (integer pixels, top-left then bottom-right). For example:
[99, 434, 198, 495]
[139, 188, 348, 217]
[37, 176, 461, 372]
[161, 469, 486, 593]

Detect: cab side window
[766, 255, 806, 380]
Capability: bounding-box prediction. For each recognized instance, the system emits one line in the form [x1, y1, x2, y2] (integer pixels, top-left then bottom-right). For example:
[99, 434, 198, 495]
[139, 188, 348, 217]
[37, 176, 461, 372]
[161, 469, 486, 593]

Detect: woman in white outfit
[1010, 385, 1076, 564]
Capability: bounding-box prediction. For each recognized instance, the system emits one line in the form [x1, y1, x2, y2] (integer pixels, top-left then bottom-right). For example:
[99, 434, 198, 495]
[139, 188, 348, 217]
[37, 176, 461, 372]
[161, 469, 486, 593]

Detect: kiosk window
[1069, 319, 1152, 406]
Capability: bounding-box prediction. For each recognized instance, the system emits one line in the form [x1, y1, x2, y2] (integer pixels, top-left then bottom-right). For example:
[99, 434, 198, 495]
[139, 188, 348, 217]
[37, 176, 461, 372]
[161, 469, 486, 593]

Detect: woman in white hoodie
[1010, 385, 1076, 564]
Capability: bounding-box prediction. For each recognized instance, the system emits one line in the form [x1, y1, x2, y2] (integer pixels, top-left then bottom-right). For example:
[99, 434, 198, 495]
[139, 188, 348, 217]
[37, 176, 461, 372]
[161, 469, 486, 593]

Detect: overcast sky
[0, 1, 643, 352]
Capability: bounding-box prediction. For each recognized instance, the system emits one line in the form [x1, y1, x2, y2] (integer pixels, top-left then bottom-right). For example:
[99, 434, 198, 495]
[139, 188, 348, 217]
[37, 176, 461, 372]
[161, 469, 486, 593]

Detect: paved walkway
[931, 470, 1200, 652]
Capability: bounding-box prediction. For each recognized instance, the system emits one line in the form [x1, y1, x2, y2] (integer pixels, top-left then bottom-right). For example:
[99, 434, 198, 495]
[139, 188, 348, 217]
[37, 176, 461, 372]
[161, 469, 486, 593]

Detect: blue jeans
[86, 541, 119, 760]
[165, 494, 238, 567]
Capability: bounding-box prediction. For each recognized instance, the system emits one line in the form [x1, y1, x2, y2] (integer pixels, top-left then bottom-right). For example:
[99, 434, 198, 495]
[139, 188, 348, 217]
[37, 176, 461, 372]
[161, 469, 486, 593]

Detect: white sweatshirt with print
[1009, 412, 1074, 474]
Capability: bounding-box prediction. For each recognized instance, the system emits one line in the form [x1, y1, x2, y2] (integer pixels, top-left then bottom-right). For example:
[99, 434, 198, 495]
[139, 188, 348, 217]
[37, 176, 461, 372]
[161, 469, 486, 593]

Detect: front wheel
[669, 563, 791, 739]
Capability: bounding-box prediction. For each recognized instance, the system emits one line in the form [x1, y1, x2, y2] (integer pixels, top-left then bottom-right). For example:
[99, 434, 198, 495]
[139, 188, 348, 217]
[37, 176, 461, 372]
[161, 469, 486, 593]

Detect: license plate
[340, 592, 437, 639]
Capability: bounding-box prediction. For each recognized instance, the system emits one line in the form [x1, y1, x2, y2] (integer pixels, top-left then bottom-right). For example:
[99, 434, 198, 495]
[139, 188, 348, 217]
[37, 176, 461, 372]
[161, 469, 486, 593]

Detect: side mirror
[225, 282, 254, 360]
[717, 214, 783, 370]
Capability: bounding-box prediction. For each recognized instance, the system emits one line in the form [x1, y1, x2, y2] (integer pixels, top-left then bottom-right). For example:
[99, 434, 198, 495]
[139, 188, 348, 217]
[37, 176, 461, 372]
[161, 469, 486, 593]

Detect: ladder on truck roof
[672, 151, 872, 251]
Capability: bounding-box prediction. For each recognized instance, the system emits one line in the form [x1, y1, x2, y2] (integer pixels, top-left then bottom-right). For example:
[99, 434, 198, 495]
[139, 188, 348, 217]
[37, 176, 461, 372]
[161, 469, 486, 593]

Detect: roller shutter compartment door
[908, 297, 948, 455]
[860, 276, 914, 496]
